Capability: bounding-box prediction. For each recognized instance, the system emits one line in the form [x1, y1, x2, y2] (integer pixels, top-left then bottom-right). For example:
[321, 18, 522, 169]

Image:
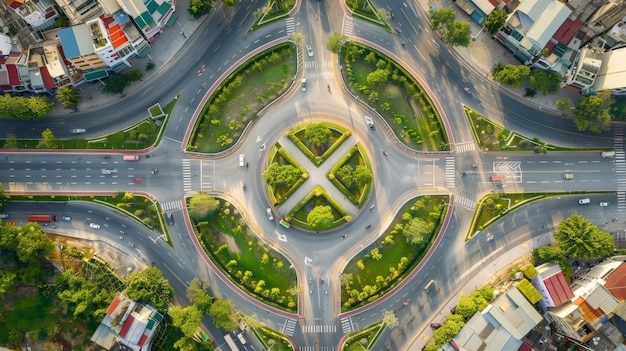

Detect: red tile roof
[108, 24, 129, 49]
[40, 66, 55, 90]
[106, 295, 122, 315]
[7, 64, 20, 85]
[544, 271, 574, 307]
[553, 19, 583, 45]
[574, 297, 604, 321]
[120, 314, 134, 338]
[604, 263, 626, 300]
[7, 0, 24, 9]
[517, 341, 534, 351]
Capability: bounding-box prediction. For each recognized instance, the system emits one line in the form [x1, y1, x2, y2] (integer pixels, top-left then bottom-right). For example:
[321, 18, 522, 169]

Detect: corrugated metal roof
[544, 271, 574, 307]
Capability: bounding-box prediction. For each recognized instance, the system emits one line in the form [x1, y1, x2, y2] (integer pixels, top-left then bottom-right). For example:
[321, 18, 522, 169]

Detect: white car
[307, 45, 313, 57]
[62, 216, 71, 221]
[301, 78, 307, 92]
[239, 154, 245, 167]
[71, 128, 86, 134]
[600, 202, 610, 207]
[89, 223, 101, 229]
[266, 208, 274, 221]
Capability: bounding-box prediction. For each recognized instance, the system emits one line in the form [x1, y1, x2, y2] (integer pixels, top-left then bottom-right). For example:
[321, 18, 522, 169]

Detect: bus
[223, 334, 239, 351]
[424, 279, 435, 291]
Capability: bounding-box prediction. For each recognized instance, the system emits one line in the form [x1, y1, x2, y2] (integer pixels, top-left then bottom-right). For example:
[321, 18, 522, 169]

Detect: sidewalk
[416, 0, 579, 114]
[55, 0, 207, 114]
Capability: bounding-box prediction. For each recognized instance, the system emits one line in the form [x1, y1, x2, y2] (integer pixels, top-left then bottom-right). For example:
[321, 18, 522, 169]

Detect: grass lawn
[335, 148, 367, 201]
[190, 43, 296, 153]
[341, 42, 447, 151]
[191, 198, 297, 312]
[341, 195, 449, 311]
[0, 292, 57, 344]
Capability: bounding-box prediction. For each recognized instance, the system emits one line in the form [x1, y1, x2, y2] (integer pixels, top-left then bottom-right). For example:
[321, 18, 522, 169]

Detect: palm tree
[56, 86, 81, 110]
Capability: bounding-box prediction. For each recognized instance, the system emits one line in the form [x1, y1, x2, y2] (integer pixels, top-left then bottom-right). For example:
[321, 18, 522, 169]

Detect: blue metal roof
[58, 27, 79, 59]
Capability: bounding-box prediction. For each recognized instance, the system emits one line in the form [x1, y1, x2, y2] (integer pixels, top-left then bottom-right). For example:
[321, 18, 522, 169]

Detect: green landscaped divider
[327, 144, 370, 207]
[286, 123, 351, 166]
[272, 144, 309, 206]
[285, 185, 351, 230]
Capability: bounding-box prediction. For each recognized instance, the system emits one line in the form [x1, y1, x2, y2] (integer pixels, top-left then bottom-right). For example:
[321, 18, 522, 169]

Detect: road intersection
[0, 0, 624, 350]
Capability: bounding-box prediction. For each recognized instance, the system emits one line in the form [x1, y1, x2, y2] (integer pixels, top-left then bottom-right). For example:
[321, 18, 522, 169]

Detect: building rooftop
[603, 262, 626, 300]
[510, 0, 572, 52]
[537, 263, 574, 307]
[58, 24, 96, 59]
[594, 47, 626, 91]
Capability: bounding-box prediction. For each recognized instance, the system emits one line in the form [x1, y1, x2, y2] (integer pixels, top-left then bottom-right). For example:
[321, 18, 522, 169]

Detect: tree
[262, 163, 302, 187]
[574, 91, 612, 133]
[529, 69, 562, 95]
[336, 165, 355, 187]
[15, 222, 54, 262]
[187, 278, 213, 313]
[188, 0, 212, 18]
[445, 21, 471, 47]
[56, 86, 81, 110]
[170, 305, 203, 337]
[124, 267, 174, 314]
[208, 299, 238, 331]
[433, 320, 463, 346]
[3, 134, 18, 149]
[223, 0, 236, 7]
[377, 8, 391, 22]
[101, 74, 129, 95]
[429, 7, 455, 32]
[484, 9, 507, 34]
[554, 215, 615, 259]
[25, 96, 54, 120]
[307, 205, 334, 230]
[456, 297, 478, 320]
[366, 68, 389, 86]
[290, 32, 305, 47]
[0, 184, 7, 210]
[532, 245, 564, 265]
[188, 193, 221, 221]
[326, 33, 347, 53]
[340, 273, 353, 287]
[304, 123, 331, 147]
[353, 165, 372, 187]
[382, 310, 398, 329]
[36, 128, 59, 149]
[555, 98, 572, 114]
[492, 64, 530, 88]
[402, 217, 432, 246]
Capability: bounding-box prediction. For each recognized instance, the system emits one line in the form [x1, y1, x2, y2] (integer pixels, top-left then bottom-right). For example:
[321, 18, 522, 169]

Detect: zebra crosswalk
[302, 324, 337, 333]
[342, 14, 354, 35]
[455, 141, 476, 153]
[455, 196, 476, 210]
[340, 317, 353, 334]
[282, 318, 297, 336]
[304, 60, 333, 69]
[299, 347, 337, 351]
[615, 127, 626, 219]
[162, 199, 182, 212]
[182, 159, 192, 192]
[445, 157, 455, 188]
[286, 18, 295, 35]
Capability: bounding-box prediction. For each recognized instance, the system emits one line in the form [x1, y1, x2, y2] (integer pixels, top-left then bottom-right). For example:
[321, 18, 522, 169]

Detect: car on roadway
[71, 128, 86, 134]
[307, 45, 313, 57]
[166, 212, 175, 225]
[134, 177, 142, 183]
[62, 216, 71, 221]
[430, 323, 442, 329]
[364, 116, 375, 130]
[301, 78, 307, 92]
[89, 223, 101, 229]
[266, 208, 274, 221]
[563, 173, 574, 180]
[600, 201, 610, 207]
[239, 154, 245, 167]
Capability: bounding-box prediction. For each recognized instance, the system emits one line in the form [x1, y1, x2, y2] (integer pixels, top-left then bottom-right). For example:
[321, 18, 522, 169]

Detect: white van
[578, 198, 591, 205]
[239, 154, 245, 167]
[602, 151, 616, 157]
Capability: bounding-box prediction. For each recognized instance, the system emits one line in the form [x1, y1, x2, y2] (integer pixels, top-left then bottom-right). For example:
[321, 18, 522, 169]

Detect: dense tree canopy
[208, 298, 238, 331]
[402, 217, 432, 247]
[304, 123, 331, 147]
[574, 91, 612, 133]
[445, 21, 471, 47]
[36, 128, 59, 149]
[124, 267, 174, 314]
[170, 305, 203, 338]
[188, 193, 221, 221]
[492, 64, 530, 88]
[55, 268, 117, 322]
[326, 33, 347, 53]
[484, 9, 508, 34]
[529, 69, 562, 95]
[186, 277, 213, 313]
[429, 7, 455, 31]
[56, 86, 81, 110]
[0, 94, 53, 120]
[554, 215, 615, 258]
[262, 163, 302, 187]
[307, 205, 335, 230]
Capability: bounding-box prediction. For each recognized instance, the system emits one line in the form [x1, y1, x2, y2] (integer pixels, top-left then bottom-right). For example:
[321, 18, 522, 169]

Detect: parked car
[89, 223, 101, 229]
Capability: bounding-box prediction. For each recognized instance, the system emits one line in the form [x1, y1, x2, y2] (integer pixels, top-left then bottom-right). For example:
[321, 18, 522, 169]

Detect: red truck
[27, 215, 57, 222]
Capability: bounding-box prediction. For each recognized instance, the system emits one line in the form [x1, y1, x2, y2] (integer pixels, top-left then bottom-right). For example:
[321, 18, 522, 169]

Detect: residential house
[452, 287, 543, 351]
[531, 262, 575, 313]
[563, 43, 604, 91]
[453, 0, 496, 25]
[593, 46, 626, 95]
[91, 293, 163, 351]
[58, 23, 109, 83]
[495, 0, 572, 65]
[582, 0, 626, 44]
[7, 0, 60, 31]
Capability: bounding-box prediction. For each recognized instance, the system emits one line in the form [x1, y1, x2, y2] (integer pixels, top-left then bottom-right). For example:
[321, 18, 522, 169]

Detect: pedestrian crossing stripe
[282, 318, 297, 336]
[301, 324, 337, 333]
[340, 317, 352, 334]
[162, 199, 182, 211]
[455, 196, 476, 210]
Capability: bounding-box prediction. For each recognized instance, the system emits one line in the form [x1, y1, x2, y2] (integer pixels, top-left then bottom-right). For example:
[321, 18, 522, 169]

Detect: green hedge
[286, 123, 351, 166]
[286, 185, 351, 230]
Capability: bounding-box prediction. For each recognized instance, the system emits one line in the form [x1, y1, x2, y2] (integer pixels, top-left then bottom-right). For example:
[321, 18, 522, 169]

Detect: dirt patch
[222, 233, 241, 255]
